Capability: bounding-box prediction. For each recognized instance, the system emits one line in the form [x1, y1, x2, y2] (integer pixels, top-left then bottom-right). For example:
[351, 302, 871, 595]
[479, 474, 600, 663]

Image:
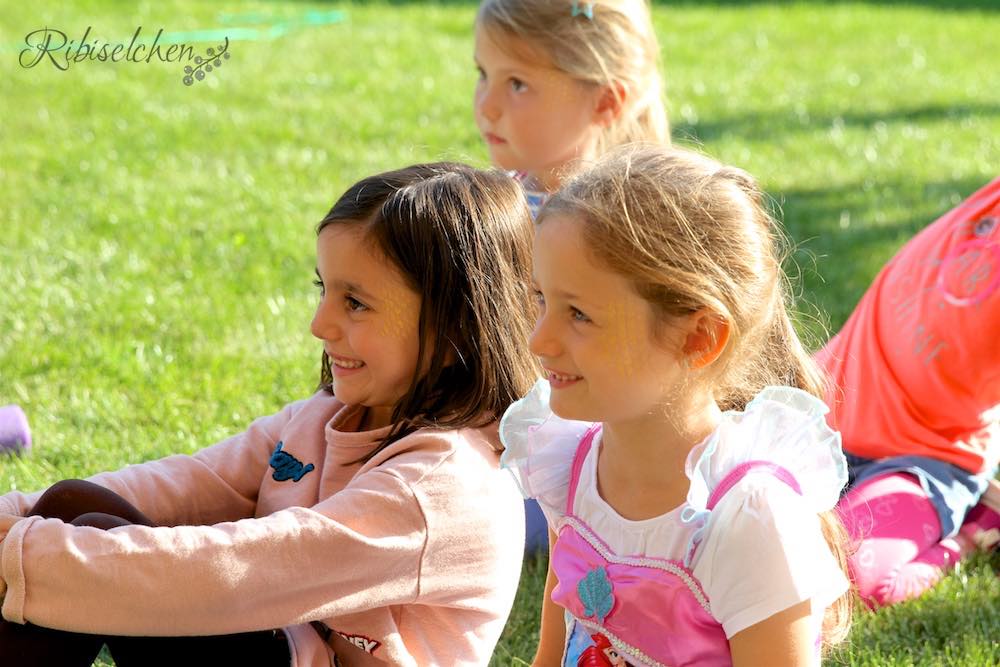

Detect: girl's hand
[728, 600, 816, 667]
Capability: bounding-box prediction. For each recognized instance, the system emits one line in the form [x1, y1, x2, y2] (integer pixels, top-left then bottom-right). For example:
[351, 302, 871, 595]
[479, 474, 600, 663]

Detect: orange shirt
[816, 178, 1000, 474]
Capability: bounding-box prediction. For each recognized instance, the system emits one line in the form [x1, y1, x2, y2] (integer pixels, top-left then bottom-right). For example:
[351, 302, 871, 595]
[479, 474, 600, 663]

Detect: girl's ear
[594, 81, 628, 128]
[682, 309, 731, 370]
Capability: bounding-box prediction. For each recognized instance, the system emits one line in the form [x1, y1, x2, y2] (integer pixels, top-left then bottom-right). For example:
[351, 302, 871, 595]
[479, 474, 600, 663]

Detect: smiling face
[311, 224, 422, 429]
[473, 26, 605, 190]
[530, 214, 689, 424]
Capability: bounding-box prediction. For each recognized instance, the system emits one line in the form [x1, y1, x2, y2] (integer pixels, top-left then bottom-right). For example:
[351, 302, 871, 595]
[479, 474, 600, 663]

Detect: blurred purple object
[0, 404, 31, 455]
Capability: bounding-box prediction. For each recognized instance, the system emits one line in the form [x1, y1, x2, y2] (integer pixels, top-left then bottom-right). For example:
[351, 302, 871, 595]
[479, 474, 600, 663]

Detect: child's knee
[866, 561, 946, 607]
[30, 479, 153, 526]
[847, 541, 891, 607]
[29, 479, 102, 521]
[850, 536, 963, 607]
[849, 547, 921, 608]
[837, 472, 937, 542]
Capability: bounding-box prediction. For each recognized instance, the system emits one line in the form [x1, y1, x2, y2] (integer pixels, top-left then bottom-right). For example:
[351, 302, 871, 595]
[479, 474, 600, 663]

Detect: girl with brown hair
[0, 162, 538, 667]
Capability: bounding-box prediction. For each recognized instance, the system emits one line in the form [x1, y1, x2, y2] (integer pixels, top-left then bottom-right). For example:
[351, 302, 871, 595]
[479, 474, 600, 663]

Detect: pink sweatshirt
[0, 391, 526, 666]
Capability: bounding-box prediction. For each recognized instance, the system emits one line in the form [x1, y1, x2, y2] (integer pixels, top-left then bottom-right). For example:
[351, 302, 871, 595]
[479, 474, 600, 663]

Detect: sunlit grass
[1, 1, 998, 665]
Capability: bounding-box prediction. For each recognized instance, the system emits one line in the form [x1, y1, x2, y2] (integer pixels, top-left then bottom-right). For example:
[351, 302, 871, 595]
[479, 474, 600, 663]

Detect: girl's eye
[532, 290, 545, 307]
[510, 77, 527, 93]
[346, 296, 368, 312]
[571, 307, 591, 323]
[313, 278, 325, 296]
[475, 65, 485, 81]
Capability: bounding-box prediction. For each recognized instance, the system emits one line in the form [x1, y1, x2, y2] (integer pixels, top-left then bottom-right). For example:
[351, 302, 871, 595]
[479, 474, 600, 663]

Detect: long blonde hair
[541, 144, 852, 648]
[477, 0, 669, 152]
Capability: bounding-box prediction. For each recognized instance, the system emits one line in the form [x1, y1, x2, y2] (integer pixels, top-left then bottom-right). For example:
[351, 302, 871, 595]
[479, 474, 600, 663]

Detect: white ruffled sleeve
[499, 380, 594, 519]
[684, 386, 847, 521]
[683, 387, 849, 638]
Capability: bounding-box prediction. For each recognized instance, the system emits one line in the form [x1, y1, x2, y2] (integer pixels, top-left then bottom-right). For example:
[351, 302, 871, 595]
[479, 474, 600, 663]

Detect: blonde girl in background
[473, 0, 671, 553]
[474, 0, 668, 217]
[502, 145, 852, 666]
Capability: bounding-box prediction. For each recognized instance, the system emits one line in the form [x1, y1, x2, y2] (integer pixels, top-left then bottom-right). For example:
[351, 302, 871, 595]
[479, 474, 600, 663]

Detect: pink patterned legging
[837, 472, 973, 607]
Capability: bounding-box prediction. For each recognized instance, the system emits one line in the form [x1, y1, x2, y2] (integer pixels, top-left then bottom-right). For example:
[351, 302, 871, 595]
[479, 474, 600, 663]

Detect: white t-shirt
[503, 382, 850, 640]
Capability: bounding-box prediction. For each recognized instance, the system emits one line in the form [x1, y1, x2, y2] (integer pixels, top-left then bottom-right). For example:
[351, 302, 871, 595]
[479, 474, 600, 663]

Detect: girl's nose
[528, 313, 561, 359]
[310, 301, 342, 342]
[476, 83, 501, 123]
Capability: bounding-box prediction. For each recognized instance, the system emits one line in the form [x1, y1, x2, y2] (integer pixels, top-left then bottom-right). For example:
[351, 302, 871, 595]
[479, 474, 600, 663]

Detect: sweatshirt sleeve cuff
[1, 515, 42, 624]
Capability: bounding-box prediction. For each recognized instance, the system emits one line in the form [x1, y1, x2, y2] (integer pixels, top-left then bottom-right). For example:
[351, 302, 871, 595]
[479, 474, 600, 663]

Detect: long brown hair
[317, 163, 538, 460]
[541, 144, 852, 648]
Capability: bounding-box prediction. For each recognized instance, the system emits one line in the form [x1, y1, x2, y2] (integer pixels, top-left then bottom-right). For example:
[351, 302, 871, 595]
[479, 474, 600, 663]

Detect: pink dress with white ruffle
[501, 383, 850, 667]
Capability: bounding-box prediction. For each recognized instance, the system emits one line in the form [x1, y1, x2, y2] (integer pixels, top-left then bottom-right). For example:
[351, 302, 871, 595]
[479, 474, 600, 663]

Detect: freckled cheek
[605, 340, 640, 380]
[377, 300, 415, 340]
[599, 305, 645, 378]
[376, 298, 424, 384]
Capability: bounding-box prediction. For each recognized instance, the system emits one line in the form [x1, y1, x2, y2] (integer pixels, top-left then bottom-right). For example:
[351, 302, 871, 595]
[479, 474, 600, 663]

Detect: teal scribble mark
[3, 9, 346, 54]
[269, 441, 315, 483]
[163, 10, 347, 43]
[148, 10, 347, 44]
[219, 10, 346, 27]
[577, 567, 614, 624]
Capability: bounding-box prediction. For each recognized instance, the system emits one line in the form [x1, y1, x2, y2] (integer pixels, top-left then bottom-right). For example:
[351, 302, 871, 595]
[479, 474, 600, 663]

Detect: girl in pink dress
[503, 145, 853, 666]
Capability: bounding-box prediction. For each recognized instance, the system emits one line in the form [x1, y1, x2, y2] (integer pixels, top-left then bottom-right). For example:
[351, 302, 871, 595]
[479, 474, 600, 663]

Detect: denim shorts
[845, 452, 995, 538]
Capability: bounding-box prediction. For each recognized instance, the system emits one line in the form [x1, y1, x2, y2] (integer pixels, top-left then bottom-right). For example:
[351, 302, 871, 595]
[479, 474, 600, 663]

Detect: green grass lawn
[1, 1, 998, 665]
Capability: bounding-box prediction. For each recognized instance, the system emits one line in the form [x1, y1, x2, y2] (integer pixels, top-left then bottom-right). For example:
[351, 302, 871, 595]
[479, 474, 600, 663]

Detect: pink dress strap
[706, 460, 803, 511]
[565, 425, 602, 515]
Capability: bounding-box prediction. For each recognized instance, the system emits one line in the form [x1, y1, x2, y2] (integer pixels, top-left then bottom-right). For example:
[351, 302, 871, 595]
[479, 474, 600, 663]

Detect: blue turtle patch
[269, 441, 315, 482]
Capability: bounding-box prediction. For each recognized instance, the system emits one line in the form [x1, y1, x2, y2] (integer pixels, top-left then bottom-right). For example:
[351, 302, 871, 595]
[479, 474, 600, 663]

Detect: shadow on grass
[776, 175, 988, 237]
[769, 176, 990, 333]
[674, 103, 1000, 146]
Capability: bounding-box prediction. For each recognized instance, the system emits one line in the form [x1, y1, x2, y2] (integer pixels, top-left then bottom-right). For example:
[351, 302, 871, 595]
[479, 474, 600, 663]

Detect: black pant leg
[0, 621, 104, 667]
[107, 629, 291, 667]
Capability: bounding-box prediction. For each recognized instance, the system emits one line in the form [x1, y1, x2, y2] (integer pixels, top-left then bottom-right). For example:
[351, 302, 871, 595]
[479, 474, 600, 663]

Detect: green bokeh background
[1, 1, 998, 665]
